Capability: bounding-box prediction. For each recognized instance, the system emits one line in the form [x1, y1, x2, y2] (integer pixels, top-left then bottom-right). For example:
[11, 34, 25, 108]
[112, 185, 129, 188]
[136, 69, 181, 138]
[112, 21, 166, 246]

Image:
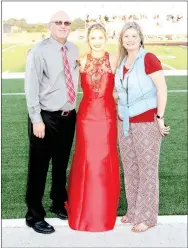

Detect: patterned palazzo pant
[118, 120, 162, 226]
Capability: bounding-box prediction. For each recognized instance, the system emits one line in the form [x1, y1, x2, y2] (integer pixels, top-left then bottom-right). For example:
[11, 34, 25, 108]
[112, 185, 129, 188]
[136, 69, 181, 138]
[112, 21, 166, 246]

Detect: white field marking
[158, 55, 176, 59]
[180, 46, 187, 48]
[168, 90, 187, 92]
[2, 72, 25, 78]
[2, 93, 26, 96]
[161, 63, 176, 70]
[2, 92, 83, 96]
[164, 70, 187, 76]
[2, 45, 17, 52]
[2, 90, 187, 96]
[2, 70, 187, 79]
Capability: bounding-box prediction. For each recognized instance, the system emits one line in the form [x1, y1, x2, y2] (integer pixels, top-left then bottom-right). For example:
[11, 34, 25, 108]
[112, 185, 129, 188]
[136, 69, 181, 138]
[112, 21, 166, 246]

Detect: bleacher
[78, 13, 187, 42]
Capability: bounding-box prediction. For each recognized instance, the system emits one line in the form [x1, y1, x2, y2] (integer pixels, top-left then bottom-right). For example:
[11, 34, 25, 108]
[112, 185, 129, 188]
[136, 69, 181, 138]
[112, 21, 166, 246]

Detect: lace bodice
[82, 52, 113, 98]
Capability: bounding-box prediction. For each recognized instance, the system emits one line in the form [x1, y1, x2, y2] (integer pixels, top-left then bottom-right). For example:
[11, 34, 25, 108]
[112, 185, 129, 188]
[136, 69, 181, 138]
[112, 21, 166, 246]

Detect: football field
[2, 42, 187, 72]
[2, 75, 187, 218]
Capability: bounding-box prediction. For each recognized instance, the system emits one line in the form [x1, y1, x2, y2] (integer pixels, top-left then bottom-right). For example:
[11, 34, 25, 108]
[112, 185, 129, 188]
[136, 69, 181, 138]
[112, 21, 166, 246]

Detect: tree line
[3, 18, 85, 33]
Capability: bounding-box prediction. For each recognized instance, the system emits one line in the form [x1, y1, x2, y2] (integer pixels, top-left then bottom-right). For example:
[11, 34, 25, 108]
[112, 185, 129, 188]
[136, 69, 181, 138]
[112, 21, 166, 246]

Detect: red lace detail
[83, 52, 112, 97]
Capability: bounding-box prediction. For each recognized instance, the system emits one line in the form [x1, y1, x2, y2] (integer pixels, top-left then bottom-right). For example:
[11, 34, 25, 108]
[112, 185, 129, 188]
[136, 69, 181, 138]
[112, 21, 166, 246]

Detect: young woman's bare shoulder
[79, 55, 88, 72]
[80, 55, 87, 64]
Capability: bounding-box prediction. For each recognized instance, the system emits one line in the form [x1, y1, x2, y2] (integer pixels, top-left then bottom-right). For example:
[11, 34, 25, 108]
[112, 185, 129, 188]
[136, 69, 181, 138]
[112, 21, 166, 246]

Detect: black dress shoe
[50, 205, 68, 220]
[26, 219, 55, 234]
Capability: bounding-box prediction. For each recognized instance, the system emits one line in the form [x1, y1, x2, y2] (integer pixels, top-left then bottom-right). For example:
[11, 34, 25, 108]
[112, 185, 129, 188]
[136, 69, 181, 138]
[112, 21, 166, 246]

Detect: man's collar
[49, 36, 68, 51]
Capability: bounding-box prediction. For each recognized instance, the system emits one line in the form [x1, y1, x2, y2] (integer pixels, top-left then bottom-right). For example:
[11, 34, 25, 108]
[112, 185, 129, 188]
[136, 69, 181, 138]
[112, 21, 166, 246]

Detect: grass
[2, 77, 187, 218]
[2, 42, 187, 72]
[2, 76, 187, 94]
[2, 43, 18, 49]
[144, 45, 187, 70]
[3, 32, 49, 43]
[2, 44, 33, 72]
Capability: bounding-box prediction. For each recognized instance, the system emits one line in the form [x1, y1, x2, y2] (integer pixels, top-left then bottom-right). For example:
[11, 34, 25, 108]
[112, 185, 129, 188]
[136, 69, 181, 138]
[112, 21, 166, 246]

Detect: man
[24, 10, 79, 234]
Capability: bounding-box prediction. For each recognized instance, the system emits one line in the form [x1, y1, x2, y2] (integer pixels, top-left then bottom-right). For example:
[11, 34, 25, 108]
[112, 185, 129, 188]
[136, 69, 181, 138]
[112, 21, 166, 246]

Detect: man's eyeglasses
[51, 21, 72, 26]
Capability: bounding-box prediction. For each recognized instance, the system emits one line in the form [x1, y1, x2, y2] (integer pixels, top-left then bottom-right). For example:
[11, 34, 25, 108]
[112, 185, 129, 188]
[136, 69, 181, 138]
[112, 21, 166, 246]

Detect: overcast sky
[2, 2, 187, 23]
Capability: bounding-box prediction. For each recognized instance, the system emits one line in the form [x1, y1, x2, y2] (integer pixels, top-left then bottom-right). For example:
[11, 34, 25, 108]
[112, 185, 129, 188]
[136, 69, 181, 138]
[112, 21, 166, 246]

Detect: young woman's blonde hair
[117, 22, 144, 68]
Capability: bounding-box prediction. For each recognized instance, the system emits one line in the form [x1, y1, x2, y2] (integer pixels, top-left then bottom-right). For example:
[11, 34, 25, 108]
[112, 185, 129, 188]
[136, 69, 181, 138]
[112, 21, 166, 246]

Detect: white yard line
[2, 45, 17, 52]
[2, 70, 187, 79]
[168, 90, 187, 92]
[2, 72, 25, 78]
[2, 90, 187, 96]
[2, 93, 84, 96]
[164, 70, 187, 76]
[161, 63, 176, 71]
[2, 93, 26, 96]
[158, 56, 176, 59]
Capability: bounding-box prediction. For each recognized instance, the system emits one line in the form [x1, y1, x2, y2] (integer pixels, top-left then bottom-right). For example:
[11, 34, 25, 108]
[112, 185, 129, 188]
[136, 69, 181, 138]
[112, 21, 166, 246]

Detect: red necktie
[62, 47, 76, 104]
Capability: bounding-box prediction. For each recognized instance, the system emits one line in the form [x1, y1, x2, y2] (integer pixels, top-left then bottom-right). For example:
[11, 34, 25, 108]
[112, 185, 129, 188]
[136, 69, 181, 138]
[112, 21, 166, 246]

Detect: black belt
[41, 109, 75, 117]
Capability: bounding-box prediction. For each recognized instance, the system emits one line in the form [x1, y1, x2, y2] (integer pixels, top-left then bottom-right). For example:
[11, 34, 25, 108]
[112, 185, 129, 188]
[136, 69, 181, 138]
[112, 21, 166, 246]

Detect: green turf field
[2, 42, 187, 72]
[2, 76, 187, 218]
[2, 43, 18, 49]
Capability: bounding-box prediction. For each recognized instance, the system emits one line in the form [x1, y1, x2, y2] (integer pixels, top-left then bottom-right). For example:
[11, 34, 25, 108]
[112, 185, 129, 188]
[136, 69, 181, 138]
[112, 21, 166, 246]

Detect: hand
[156, 118, 170, 137]
[33, 122, 45, 139]
[113, 91, 119, 100]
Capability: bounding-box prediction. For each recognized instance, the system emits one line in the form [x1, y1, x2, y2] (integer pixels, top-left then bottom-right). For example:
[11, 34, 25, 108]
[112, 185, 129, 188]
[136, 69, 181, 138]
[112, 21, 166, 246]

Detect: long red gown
[67, 52, 120, 232]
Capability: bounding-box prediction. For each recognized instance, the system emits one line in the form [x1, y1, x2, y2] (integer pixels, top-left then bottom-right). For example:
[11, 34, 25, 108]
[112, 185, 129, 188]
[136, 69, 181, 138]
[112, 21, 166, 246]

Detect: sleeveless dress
[67, 52, 120, 232]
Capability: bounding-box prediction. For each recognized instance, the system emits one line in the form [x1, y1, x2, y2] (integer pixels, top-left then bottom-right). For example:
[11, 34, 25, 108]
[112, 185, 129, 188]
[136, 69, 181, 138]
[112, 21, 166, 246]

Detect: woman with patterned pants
[115, 22, 170, 232]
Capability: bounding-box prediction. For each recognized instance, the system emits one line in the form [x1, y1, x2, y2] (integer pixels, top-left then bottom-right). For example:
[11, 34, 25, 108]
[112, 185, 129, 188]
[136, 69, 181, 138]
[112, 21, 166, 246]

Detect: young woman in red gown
[67, 23, 120, 232]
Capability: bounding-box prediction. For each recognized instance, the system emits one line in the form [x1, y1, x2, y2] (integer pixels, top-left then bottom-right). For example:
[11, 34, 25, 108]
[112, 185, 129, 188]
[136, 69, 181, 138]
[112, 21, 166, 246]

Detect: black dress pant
[25, 109, 76, 221]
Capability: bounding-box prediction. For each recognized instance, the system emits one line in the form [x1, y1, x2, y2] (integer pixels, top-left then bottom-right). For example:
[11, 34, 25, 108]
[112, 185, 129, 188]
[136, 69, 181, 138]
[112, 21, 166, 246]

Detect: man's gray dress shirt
[24, 36, 79, 124]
